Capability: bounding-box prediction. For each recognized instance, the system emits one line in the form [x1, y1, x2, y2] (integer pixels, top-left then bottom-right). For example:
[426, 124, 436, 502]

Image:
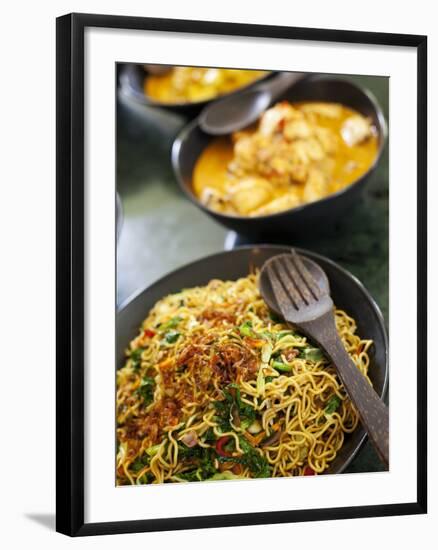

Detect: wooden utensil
[259, 250, 389, 467]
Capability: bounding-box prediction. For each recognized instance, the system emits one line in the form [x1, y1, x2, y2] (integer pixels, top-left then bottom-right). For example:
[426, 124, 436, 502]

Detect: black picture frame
[56, 12, 427, 537]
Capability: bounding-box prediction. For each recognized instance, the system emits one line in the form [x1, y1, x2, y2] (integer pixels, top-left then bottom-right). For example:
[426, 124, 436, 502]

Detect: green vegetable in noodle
[138, 473, 154, 484]
[176, 470, 202, 482]
[178, 445, 201, 460]
[240, 418, 253, 430]
[160, 316, 182, 331]
[208, 471, 245, 481]
[239, 322, 277, 343]
[276, 330, 298, 340]
[325, 395, 341, 415]
[272, 359, 293, 373]
[164, 330, 180, 344]
[177, 447, 216, 481]
[137, 376, 155, 405]
[242, 449, 270, 478]
[239, 320, 255, 338]
[145, 444, 161, 457]
[130, 348, 143, 370]
[217, 436, 271, 478]
[130, 453, 150, 472]
[300, 347, 325, 361]
[238, 436, 253, 453]
[213, 384, 256, 432]
[203, 428, 216, 443]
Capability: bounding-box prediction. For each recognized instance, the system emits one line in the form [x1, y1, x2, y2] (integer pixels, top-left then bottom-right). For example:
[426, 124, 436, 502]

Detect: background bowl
[118, 63, 274, 115]
[172, 75, 387, 239]
[117, 245, 388, 475]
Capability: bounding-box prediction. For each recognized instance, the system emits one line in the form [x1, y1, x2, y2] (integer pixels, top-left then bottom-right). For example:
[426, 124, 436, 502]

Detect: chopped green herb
[178, 445, 204, 460]
[239, 321, 254, 338]
[130, 453, 150, 472]
[130, 348, 143, 370]
[160, 316, 182, 331]
[175, 469, 202, 482]
[217, 437, 271, 478]
[300, 347, 325, 361]
[245, 451, 270, 478]
[145, 444, 161, 457]
[213, 384, 256, 432]
[238, 436, 253, 453]
[176, 447, 216, 482]
[138, 473, 154, 484]
[240, 418, 253, 430]
[137, 376, 155, 406]
[164, 330, 180, 344]
[203, 428, 216, 443]
[325, 395, 341, 415]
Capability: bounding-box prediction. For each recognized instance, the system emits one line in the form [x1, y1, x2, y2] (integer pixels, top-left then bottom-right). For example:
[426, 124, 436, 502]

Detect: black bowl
[172, 75, 387, 239]
[118, 64, 273, 116]
[117, 245, 388, 475]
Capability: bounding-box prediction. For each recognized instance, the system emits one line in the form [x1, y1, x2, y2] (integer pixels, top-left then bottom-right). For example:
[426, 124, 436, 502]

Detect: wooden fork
[260, 251, 389, 467]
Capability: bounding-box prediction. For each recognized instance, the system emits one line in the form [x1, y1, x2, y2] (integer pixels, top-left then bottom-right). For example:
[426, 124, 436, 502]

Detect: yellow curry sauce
[145, 67, 267, 104]
[193, 101, 379, 217]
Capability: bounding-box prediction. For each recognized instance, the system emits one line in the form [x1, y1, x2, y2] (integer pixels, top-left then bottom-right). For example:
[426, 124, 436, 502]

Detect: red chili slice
[143, 329, 156, 338]
[304, 466, 316, 476]
[215, 436, 232, 457]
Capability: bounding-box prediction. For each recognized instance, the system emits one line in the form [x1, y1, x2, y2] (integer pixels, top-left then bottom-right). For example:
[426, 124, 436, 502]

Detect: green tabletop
[116, 73, 389, 474]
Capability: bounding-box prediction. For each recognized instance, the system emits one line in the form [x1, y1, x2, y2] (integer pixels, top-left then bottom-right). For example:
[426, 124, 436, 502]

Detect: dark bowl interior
[118, 64, 273, 115]
[117, 245, 388, 475]
[172, 75, 387, 239]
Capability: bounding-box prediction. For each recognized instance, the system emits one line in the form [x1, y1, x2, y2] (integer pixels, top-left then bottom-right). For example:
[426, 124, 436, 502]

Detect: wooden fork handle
[326, 337, 389, 467]
[300, 317, 389, 468]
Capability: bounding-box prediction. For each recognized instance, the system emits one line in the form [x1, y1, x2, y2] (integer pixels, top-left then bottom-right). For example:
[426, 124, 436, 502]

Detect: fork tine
[274, 259, 307, 308]
[282, 256, 314, 305]
[267, 264, 298, 313]
[290, 249, 321, 300]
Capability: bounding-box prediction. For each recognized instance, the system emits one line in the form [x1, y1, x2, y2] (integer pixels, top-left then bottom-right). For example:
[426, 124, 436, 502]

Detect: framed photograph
[56, 13, 427, 536]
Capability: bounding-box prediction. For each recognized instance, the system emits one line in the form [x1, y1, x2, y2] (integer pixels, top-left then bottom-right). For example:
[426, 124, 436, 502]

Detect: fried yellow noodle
[116, 273, 373, 485]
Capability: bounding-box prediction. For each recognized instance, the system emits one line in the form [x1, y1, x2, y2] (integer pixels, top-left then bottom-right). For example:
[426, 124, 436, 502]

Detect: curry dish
[193, 101, 379, 217]
[116, 273, 373, 484]
[145, 66, 267, 104]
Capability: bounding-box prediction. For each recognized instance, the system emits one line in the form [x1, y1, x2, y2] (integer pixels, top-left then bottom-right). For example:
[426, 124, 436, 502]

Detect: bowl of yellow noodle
[116, 246, 388, 485]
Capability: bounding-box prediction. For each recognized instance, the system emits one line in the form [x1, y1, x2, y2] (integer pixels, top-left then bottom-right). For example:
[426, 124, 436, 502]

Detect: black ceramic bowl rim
[119, 64, 274, 110]
[117, 245, 389, 475]
[171, 77, 388, 222]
